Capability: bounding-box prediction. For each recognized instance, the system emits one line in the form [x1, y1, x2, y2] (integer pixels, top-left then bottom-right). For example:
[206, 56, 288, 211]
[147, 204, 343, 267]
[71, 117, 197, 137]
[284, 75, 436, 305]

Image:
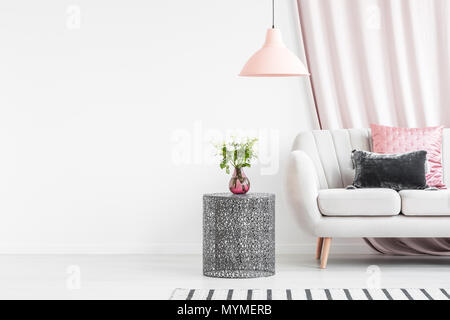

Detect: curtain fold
[297, 0, 450, 255]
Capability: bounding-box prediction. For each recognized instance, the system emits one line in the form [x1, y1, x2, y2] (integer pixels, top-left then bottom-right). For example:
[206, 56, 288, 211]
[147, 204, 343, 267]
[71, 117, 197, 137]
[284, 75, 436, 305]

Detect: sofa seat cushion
[318, 188, 401, 216]
[399, 190, 450, 216]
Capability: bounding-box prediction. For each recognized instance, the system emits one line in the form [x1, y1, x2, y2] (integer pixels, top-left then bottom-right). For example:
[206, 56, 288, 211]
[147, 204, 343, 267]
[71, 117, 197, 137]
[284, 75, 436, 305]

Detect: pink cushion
[370, 124, 445, 188]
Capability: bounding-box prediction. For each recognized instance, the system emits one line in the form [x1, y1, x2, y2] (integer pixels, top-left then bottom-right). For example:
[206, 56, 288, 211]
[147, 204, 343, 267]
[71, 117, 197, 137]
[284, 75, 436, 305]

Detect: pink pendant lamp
[239, 0, 310, 77]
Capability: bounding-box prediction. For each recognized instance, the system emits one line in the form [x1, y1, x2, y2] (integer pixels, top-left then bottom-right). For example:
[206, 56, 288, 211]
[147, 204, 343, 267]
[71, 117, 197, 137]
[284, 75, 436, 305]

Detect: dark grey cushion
[351, 150, 428, 191]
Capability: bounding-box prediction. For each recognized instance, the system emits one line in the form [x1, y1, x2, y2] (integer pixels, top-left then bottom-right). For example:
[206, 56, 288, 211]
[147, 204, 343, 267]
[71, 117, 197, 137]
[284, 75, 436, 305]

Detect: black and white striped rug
[171, 288, 450, 300]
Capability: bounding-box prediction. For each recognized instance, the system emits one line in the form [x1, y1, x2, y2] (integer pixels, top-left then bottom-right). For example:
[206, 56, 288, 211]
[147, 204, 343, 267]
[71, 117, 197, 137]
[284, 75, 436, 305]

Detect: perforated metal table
[203, 193, 275, 278]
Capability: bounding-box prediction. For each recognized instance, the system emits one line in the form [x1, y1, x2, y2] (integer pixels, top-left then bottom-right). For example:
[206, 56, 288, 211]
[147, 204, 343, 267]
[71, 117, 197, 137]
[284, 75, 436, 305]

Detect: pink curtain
[297, 0, 450, 255]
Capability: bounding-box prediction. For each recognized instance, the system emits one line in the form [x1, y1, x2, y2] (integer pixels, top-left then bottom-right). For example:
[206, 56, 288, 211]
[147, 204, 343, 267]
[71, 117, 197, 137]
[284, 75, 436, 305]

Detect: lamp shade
[239, 28, 310, 77]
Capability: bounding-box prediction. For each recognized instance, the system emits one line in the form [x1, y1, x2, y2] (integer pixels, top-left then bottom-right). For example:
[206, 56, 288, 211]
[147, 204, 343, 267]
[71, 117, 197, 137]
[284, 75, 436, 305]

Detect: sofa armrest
[286, 150, 322, 235]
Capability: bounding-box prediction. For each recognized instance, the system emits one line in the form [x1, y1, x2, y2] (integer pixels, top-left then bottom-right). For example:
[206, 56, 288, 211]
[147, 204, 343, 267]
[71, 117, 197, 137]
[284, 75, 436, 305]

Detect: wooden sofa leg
[315, 237, 324, 260]
[320, 238, 332, 269]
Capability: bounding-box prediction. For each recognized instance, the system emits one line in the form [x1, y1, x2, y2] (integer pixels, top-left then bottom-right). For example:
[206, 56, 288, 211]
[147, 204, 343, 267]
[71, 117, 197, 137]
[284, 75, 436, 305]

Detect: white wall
[0, 0, 369, 254]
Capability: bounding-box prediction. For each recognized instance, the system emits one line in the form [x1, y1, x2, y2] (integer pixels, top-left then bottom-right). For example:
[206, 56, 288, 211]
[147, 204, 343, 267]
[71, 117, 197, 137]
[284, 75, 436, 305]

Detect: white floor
[0, 254, 449, 299]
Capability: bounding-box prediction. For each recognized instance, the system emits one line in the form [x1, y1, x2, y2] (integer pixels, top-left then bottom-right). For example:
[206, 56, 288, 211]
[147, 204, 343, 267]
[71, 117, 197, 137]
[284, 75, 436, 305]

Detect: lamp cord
[272, 0, 275, 28]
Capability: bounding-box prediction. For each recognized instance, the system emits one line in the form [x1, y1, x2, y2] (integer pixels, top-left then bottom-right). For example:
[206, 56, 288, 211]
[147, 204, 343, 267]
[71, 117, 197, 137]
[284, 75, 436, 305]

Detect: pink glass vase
[229, 167, 250, 194]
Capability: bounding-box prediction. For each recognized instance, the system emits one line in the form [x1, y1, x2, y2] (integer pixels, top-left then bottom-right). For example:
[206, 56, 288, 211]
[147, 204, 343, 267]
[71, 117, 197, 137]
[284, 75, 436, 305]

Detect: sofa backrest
[292, 128, 450, 189]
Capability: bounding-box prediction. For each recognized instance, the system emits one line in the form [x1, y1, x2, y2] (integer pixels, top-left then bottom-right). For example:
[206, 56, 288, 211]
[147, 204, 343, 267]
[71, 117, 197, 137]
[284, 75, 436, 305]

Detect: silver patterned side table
[203, 193, 275, 278]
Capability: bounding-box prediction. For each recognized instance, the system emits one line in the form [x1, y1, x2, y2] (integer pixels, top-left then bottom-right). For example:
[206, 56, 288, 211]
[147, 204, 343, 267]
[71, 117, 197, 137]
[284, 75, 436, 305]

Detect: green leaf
[214, 137, 258, 172]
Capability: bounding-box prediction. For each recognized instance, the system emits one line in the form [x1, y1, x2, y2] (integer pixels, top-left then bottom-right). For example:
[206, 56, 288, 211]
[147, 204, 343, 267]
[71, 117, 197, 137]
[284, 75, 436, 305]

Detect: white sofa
[286, 128, 450, 268]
